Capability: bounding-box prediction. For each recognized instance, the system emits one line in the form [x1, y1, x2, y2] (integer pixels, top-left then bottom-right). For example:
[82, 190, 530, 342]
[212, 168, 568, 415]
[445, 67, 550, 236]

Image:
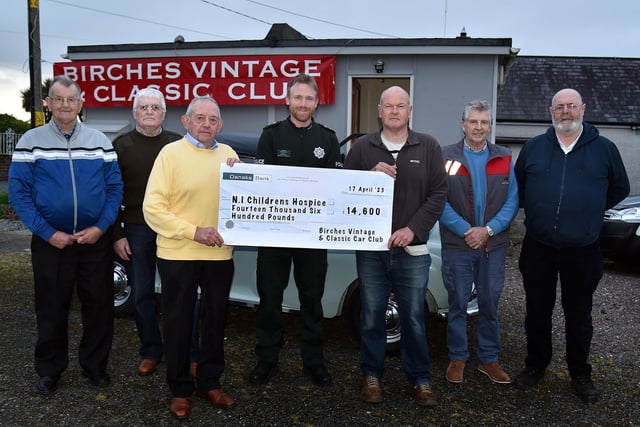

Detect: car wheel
[346, 282, 406, 353]
[113, 260, 133, 316]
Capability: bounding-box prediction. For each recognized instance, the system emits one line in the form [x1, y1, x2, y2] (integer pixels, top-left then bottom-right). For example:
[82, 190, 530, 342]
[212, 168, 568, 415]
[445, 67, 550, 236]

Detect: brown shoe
[414, 383, 438, 407]
[360, 376, 382, 403]
[198, 389, 236, 409]
[189, 362, 197, 379]
[170, 397, 191, 419]
[478, 362, 512, 384]
[137, 358, 160, 376]
[446, 360, 465, 383]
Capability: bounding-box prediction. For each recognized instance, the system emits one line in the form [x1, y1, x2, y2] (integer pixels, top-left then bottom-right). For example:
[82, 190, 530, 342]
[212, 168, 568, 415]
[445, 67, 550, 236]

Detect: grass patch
[0, 191, 17, 220]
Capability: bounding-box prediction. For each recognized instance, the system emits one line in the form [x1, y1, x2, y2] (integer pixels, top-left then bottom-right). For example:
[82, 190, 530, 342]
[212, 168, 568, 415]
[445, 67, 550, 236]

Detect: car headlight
[606, 207, 640, 223]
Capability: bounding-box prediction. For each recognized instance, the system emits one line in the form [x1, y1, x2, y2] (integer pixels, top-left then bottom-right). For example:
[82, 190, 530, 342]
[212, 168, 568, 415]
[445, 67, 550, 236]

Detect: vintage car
[113, 132, 478, 350]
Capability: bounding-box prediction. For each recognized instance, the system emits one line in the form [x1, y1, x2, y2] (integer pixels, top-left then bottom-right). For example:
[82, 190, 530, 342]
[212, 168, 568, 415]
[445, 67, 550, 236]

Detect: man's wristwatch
[486, 225, 494, 237]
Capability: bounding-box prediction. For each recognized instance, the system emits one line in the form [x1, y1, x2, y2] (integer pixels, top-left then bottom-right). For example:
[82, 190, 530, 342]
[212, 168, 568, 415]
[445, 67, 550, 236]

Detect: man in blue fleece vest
[513, 88, 629, 403]
[439, 100, 518, 386]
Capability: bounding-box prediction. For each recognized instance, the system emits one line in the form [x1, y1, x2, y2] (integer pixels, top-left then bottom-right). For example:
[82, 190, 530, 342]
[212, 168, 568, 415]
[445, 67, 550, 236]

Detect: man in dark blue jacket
[513, 88, 629, 403]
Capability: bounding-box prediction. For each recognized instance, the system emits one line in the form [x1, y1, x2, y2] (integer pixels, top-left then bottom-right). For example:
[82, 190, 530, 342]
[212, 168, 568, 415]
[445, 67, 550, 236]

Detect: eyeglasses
[191, 115, 220, 126]
[382, 103, 408, 112]
[136, 104, 163, 112]
[551, 103, 582, 113]
[48, 96, 80, 106]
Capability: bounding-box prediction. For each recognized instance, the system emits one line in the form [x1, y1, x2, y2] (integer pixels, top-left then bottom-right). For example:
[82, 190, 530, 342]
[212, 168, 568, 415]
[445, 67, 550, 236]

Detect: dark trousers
[158, 258, 233, 397]
[124, 223, 163, 360]
[31, 233, 114, 378]
[518, 235, 602, 378]
[255, 247, 328, 367]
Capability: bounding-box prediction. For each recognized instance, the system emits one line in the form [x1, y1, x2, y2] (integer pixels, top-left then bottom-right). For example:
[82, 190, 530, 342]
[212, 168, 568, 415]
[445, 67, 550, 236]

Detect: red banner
[53, 55, 336, 107]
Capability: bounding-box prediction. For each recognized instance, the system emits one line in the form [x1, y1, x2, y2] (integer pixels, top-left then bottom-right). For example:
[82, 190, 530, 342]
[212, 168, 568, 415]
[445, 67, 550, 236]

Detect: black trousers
[31, 233, 114, 378]
[255, 247, 328, 367]
[158, 258, 233, 397]
[518, 235, 602, 378]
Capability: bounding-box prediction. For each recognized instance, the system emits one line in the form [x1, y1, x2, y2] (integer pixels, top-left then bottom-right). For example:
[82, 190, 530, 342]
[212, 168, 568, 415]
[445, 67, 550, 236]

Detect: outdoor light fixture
[374, 59, 384, 73]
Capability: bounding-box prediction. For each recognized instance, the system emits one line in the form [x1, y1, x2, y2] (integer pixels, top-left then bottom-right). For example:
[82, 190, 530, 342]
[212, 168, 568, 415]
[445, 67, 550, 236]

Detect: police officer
[248, 73, 342, 387]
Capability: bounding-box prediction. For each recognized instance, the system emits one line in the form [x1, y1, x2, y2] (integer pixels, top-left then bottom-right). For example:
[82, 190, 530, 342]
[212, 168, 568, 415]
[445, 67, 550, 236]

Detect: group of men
[8, 73, 629, 419]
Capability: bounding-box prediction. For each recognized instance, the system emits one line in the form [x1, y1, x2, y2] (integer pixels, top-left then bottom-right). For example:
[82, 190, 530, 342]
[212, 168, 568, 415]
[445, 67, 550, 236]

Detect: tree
[20, 78, 52, 123]
[0, 114, 29, 134]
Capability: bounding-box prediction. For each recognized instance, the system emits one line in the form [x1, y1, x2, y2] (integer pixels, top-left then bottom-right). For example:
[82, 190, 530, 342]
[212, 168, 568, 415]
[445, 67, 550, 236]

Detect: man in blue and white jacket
[9, 76, 122, 394]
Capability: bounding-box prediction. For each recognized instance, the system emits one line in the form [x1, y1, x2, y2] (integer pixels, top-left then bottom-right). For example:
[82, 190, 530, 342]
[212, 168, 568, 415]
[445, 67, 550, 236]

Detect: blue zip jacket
[515, 122, 629, 248]
[8, 120, 123, 242]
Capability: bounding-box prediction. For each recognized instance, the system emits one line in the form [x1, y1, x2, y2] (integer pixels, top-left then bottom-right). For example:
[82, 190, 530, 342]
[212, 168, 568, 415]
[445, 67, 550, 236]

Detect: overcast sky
[2, 0, 639, 121]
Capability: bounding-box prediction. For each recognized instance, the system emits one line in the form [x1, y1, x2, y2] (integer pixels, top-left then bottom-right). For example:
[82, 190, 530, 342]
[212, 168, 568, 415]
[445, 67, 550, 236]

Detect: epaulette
[317, 122, 336, 134]
[263, 120, 283, 130]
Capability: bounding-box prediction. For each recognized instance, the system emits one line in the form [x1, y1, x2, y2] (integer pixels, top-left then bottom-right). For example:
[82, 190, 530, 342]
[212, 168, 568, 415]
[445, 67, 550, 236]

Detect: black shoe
[36, 375, 59, 394]
[82, 371, 111, 387]
[571, 376, 599, 403]
[513, 367, 545, 390]
[304, 365, 333, 387]
[248, 361, 274, 385]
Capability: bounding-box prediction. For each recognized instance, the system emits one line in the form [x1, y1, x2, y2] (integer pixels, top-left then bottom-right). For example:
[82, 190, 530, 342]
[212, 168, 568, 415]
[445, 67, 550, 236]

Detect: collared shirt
[53, 121, 77, 141]
[185, 132, 218, 150]
[463, 138, 488, 153]
[555, 126, 583, 154]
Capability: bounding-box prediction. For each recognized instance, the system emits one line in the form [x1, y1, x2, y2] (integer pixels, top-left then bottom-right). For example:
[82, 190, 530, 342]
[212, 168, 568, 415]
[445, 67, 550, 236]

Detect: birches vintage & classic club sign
[53, 55, 336, 107]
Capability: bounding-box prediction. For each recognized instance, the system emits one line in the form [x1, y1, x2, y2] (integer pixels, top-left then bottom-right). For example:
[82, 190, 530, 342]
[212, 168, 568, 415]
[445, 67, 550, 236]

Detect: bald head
[551, 88, 583, 106]
[379, 86, 410, 105]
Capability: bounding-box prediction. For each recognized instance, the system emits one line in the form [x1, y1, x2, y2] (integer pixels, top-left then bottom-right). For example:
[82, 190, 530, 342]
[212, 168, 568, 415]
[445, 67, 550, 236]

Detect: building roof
[65, 23, 512, 58]
[497, 56, 640, 125]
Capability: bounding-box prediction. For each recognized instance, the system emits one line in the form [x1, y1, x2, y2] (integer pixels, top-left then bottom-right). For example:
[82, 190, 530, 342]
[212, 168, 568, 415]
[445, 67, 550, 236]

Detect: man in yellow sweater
[143, 96, 238, 419]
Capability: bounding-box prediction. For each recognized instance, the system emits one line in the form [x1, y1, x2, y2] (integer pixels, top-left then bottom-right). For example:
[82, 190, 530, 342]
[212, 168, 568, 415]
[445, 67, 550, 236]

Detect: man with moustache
[513, 88, 629, 403]
[248, 73, 342, 387]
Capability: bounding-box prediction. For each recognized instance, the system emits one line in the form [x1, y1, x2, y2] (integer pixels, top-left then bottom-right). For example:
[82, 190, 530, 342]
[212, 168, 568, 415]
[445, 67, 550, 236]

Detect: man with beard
[513, 88, 629, 403]
[248, 73, 342, 387]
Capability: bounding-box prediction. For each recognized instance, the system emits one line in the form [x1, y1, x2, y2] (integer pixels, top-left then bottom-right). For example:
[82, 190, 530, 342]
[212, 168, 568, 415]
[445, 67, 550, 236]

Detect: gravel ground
[0, 218, 638, 426]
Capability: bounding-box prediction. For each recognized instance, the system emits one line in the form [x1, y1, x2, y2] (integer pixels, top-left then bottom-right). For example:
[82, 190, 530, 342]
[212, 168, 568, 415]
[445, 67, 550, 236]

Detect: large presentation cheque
[218, 163, 394, 250]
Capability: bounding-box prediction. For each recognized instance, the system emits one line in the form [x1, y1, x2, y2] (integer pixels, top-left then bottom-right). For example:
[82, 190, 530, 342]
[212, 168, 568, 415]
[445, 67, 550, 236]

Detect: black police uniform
[254, 116, 342, 369]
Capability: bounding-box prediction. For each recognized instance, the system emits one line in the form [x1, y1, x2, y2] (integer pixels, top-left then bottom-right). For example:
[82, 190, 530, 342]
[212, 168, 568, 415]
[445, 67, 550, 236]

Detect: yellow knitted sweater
[143, 138, 238, 260]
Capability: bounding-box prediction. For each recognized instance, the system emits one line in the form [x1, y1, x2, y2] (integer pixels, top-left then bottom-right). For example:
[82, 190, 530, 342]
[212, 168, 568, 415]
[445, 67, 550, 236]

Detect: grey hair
[133, 87, 167, 111]
[185, 95, 221, 119]
[49, 75, 81, 98]
[462, 99, 492, 123]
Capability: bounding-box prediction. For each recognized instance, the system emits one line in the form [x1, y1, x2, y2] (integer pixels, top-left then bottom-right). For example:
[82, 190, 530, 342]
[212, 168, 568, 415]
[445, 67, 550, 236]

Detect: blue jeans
[356, 249, 432, 385]
[125, 223, 163, 360]
[441, 246, 506, 364]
